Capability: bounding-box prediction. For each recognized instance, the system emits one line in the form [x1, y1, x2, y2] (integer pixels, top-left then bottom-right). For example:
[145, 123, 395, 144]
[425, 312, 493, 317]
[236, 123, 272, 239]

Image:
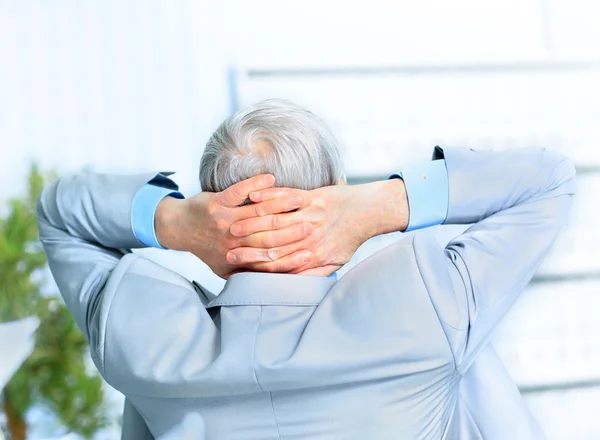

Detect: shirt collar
[206, 272, 337, 308]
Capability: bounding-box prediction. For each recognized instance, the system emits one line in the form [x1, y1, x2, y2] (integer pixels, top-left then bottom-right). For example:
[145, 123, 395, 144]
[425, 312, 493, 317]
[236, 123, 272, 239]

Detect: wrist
[155, 196, 186, 251]
[371, 179, 409, 235]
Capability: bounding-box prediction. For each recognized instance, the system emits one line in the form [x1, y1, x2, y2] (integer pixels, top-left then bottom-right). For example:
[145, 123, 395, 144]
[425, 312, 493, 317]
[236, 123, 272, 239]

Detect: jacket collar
[205, 272, 337, 308]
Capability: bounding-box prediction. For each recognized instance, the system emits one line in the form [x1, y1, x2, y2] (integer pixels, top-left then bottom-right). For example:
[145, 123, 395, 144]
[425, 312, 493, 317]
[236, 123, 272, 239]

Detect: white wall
[0, 1, 231, 197]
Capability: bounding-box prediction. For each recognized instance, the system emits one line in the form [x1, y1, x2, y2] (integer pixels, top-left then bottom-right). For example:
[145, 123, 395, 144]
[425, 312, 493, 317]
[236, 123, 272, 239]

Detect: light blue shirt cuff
[388, 159, 449, 232]
[131, 181, 184, 249]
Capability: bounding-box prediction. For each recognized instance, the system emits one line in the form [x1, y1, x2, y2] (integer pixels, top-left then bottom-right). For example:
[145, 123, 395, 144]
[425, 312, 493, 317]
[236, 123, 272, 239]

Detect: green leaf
[1, 164, 107, 439]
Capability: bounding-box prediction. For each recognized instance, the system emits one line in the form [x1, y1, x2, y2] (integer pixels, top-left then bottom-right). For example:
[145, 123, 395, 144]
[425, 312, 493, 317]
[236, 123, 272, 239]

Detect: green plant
[0, 164, 107, 440]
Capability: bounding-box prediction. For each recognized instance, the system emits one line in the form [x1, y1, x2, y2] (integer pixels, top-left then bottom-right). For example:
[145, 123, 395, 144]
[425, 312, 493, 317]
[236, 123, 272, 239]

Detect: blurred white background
[1, 1, 599, 438]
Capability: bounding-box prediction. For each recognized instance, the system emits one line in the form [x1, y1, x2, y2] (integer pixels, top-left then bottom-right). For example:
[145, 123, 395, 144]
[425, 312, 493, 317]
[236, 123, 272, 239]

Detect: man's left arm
[37, 171, 312, 366]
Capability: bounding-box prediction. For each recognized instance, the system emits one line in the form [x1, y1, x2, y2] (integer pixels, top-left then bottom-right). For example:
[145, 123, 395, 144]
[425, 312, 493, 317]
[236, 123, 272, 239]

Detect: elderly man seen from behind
[37, 99, 572, 439]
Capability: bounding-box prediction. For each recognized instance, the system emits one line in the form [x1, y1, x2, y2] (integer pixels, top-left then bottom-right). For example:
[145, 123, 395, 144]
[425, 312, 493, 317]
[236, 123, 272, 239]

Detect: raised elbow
[542, 149, 577, 197]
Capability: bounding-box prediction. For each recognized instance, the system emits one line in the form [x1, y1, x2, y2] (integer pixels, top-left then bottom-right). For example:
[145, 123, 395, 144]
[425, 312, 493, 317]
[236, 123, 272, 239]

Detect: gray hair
[200, 99, 344, 194]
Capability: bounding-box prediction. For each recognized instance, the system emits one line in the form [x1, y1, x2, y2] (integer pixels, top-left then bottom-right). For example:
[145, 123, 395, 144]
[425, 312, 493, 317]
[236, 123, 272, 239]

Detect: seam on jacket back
[269, 392, 283, 440]
[251, 306, 282, 439]
[251, 306, 264, 391]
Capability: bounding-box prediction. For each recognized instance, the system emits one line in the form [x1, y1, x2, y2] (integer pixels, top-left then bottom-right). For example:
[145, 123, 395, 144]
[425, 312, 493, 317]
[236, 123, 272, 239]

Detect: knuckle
[223, 237, 237, 250]
[229, 185, 243, 198]
[289, 193, 303, 207]
[225, 187, 245, 205]
[268, 248, 279, 260]
[263, 231, 276, 248]
[302, 222, 314, 237]
[253, 204, 263, 217]
[291, 253, 304, 267]
[216, 242, 230, 254]
[270, 215, 279, 230]
[230, 222, 244, 236]
[313, 196, 327, 210]
[206, 200, 220, 216]
[215, 218, 229, 231]
[265, 265, 278, 273]
[257, 249, 271, 262]
[259, 262, 276, 273]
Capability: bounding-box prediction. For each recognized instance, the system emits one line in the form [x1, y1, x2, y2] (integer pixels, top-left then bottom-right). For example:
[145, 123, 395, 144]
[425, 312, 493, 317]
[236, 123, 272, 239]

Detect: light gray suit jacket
[37, 147, 575, 439]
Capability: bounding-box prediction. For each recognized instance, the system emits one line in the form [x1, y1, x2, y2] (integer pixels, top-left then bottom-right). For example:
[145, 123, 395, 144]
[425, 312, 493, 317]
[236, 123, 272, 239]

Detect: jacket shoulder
[91, 254, 213, 391]
[324, 234, 457, 362]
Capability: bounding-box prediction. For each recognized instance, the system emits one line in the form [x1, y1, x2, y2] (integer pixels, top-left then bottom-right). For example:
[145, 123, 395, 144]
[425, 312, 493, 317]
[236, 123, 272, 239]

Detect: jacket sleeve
[457, 344, 546, 439]
[37, 172, 221, 398]
[36, 172, 166, 372]
[122, 398, 155, 440]
[421, 147, 576, 372]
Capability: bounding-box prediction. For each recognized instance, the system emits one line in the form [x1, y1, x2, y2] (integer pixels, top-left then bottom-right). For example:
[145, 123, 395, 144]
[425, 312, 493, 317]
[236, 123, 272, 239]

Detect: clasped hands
[156, 174, 408, 278]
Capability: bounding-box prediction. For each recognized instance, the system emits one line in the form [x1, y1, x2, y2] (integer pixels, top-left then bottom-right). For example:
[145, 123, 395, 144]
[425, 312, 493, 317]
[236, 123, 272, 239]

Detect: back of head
[200, 99, 344, 193]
